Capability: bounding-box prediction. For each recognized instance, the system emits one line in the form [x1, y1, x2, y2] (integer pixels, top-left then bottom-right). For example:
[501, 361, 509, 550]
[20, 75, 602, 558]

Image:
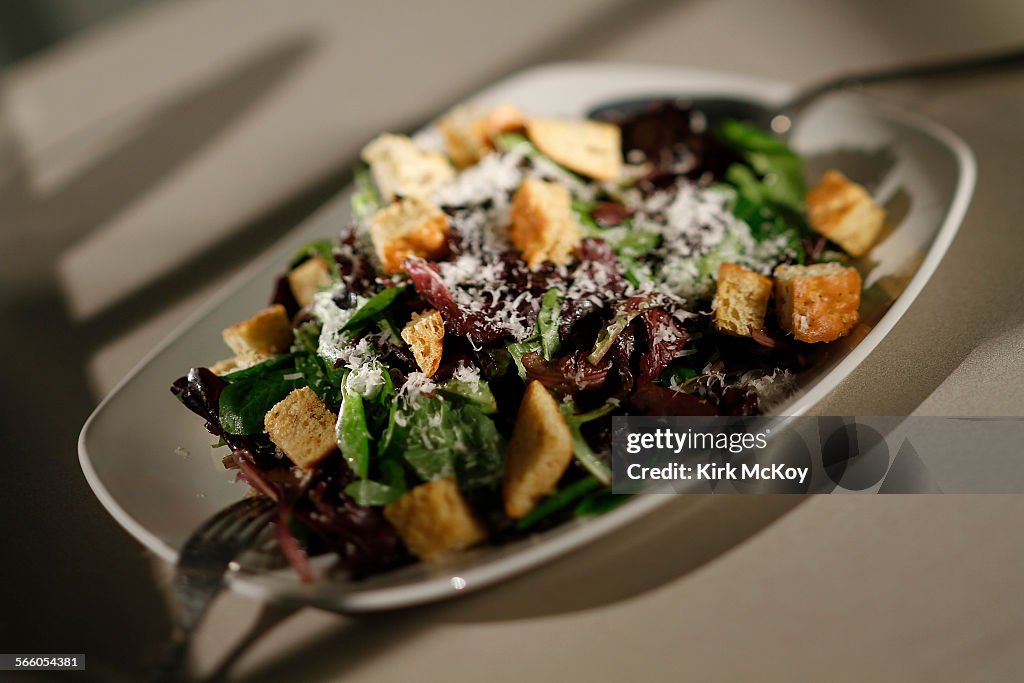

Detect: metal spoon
[588, 44, 1024, 134]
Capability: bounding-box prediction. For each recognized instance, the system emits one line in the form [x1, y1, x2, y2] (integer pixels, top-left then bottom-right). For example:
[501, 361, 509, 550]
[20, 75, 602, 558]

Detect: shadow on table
[217, 495, 804, 682]
[0, 33, 325, 683]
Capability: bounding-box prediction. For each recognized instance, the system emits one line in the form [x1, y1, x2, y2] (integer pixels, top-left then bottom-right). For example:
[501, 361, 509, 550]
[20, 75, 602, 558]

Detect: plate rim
[78, 60, 977, 611]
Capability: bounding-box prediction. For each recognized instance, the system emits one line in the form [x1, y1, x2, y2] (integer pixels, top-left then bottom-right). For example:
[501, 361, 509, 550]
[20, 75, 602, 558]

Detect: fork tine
[233, 507, 278, 545]
[184, 497, 271, 550]
[157, 495, 278, 681]
[213, 498, 274, 541]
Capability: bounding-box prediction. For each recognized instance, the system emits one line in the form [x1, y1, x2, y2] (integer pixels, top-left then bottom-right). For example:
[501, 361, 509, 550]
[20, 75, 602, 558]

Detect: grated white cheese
[452, 361, 482, 384]
[344, 360, 387, 400]
[431, 149, 523, 207]
[399, 371, 437, 404]
[394, 372, 439, 426]
[311, 288, 364, 364]
[641, 181, 795, 301]
[431, 253, 537, 341]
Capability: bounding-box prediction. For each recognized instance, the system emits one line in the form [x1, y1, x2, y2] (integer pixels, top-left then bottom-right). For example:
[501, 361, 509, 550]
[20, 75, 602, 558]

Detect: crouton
[369, 196, 450, 273]
[713, 263, 773, 337]
[222, 305, 292, 359]
[209, 357, 242, 375]
[509, 178, 581, 267]
[384, 477, 487, 560]
[774, 262, 861, 343]
[287, 256, 332, 309]
[440, 103, 526, 167]
[525, 118, 623, 181]
[264, 387, 338, 470]
[806, 170, 886, 257]
[360, 133, 454, 201]
[401, 309, 445, 377]
[503, 381, 574, 519]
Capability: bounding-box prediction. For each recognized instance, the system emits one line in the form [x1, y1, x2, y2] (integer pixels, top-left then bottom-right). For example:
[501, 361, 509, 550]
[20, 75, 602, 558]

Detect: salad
[171, 100, 886, 580]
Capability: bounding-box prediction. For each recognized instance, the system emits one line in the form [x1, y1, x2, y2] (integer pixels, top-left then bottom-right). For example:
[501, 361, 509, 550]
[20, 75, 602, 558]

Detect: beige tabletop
[2, 0, 1023, 680]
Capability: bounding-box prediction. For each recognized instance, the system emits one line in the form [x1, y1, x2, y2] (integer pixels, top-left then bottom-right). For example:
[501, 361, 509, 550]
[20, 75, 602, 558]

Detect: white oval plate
[79, 62, 975, 612]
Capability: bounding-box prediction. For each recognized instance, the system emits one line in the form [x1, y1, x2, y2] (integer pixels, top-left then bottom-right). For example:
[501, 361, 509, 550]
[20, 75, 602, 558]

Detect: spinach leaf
[452, 404, 505, 492]
[220, 353, 295, 382]
[337, 379, 371, 479]
[400, 399, 456, 481]
[516, 476, 601, 531]
[392, 396, 505, 492]
[342, 285, 409, 332]
[538, 287, 563, 361]
[289, 239, 340, 280]
[344, 479, 404, 506]
[218, 365, 306, 435]
[294, 352, 341, 412]
[292, 322, 344, 411]
[716, 119, 806, 214]
[716, 119, 793, 154]
[574, 489, 631, 517]
[440, 377, 498, 414]
[725, 164, 807, 263]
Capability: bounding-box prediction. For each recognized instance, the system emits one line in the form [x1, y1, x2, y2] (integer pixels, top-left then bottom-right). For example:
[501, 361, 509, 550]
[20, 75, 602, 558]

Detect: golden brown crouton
[264, 387, 338, 470]
[525, 118, 623, 181]
[287, 256, 332, 309]
[221, 305, 292, 358]
[713, 263, 774, 337]
[503, 381, 574, 519]
[440, 103, 526, 168]
[369, 196, 450, 273]
[209, 357, 242, 375]
[774, 263, 861, 343]
[806, 170, 886, 257]
[509, 177, 581, 267]
[360, 133, 454, 201]
[401, 309, 445, 377]
[384, 478, 488, 560]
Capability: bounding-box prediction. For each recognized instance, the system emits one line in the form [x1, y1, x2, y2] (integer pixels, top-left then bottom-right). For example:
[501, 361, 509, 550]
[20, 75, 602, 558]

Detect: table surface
[2, 0, 1023, 680]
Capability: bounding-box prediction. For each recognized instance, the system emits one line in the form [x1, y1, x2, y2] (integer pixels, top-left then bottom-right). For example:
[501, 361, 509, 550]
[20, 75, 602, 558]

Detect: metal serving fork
[153, 495, 278, 682]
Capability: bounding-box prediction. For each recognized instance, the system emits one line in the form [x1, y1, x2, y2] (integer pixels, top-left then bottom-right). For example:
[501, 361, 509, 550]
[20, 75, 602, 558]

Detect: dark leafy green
[538, 287, 563, 361]
[289, 239, 341, 280]
[440, 376, 498, 414]
[344, 479, 404, 506]
[507, 336, 541, 381]
[293, 323, 344, 410]
[560, 400, 615, 485]
[716, 119, 806, 213]
[337, 378, 371, 479]
[715, 119, 810, 263]
[343, 285, 409, 332]
[390, 395, 505, 492]
[574, 489, 631, 517]
[218, 363, 306, 435]
[221, 353, 296, 382]
[515, 476, 601, 531]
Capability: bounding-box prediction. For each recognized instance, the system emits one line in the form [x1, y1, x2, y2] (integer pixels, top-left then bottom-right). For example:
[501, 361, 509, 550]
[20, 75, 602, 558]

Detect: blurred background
[1, 1, 1022, 681]
[0, 1, 156, 66]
